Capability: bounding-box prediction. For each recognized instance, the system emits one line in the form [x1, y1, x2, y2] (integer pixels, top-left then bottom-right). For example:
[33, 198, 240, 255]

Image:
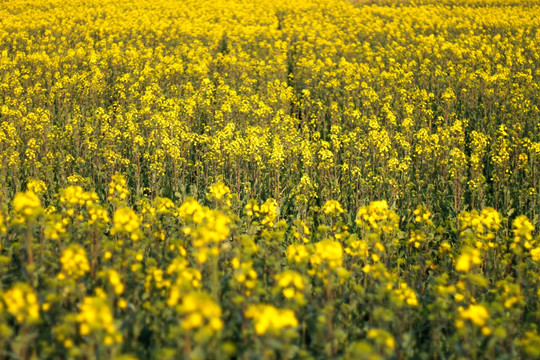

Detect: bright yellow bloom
[413, 205, 431, 223]
[2, 283, 40, 323]
[27, 178, 47, 195]
[287, 243, 309, 264]
[245, 304, 298, 335]
[112, 207, 141, 237]
[394, 283, 418, 307]
[275, 270, 305, 299]
[531, 247, 540, 262]
[455, 246, 482, 272]
[178, 198, 204, 222]
[154, 197, 175, 214]
[107, 269, 124, 295]
[108, 174, 130, 202]
[76, 292, 122, 344]
[207, 181, 231, 201]
[512, 215, 535, 251]
[356, 200, 399, 233]
[13, 190, 42, 217]
[458, 304, 490, 327]
[179, 292, 223, 332]
[322, 200, 345, 216]
[312, 239, 343, 269]
[59, 244, 90, 280]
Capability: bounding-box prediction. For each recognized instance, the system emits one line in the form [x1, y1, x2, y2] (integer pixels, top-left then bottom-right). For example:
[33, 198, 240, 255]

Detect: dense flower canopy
[0, 0, 539, 359]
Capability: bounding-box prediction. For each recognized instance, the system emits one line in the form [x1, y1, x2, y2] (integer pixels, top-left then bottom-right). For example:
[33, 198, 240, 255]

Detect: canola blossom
[0, 0, 539, 359]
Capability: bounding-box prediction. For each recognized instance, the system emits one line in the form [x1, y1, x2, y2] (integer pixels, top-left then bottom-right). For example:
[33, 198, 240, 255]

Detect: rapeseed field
[0, 0, 539, 358]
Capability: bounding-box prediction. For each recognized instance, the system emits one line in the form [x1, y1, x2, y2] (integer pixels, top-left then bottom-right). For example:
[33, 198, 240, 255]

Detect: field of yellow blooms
[0, 0, 539, 358]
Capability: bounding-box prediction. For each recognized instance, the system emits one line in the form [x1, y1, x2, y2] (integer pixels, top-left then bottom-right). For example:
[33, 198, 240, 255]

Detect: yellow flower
[322, 200, 345, 216]
[59, 244, 90, 280]
[108, 269, 124, 295]
[455, 247, 481, 272]
[179, 292, 223, 332]
[394, 283, 418, 307]
[207, 181, 231, 201]
[356, 200, 399, 233]
[312, 239, 343, 269]
[245, 304, 298, 335]
[513, 215, 534, 249]
[108, 174, 130, 202]
[458, 304, 490, 327]
[531, 247, 540, 261]
[27, 178, 47, 195]
[232, 259, 258, 291]
[259, 199, 278, 227]
[154, 196, 175, 214]
[275, 271, 305, 299]
[2, 283, 40, 324]
[112, 207, 141, 237]
[287, 243, 309, 264]
[367, 328, 395, 349]
[413, 205, 431, 223]
[118, 298, 128, 309]
[13, 190, 42, 217]
[178, 198, 204, 222]
[76, 292, 121, 344]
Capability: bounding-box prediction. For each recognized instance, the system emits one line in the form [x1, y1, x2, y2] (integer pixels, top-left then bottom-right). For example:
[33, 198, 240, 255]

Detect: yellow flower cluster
[456, 304, 490, 334]
[44, 216, 68, 240]
[27, 179, 47, 195]
[58, 244, 90, 281]
[231, 257, 258, 295]
[455, 247, 482, 273]
[112, 207, 141, 240]
[287, 243, 310, 264]
[245, 304, 298, 335]
[60, 186, 99, 207]
[292, 219, 311, 244]
[312, 239, 343, 269]
[458, 208, 502, 237]
[13, 191, 42, 218]
[394, 283, 418, 307]
[275, 270, 305, 300]
[178, 198, 204, 221]
[207, 181, 231, 205]
[179, 292, 223, 332]
[182, 203, 231, 263]
[0, 213, 7, 235]
[356, 201, 399, 234]
[1, 283, 40, 324]
[367, 329, 395, 350]
[245, 198, 278, 227]
[167, 258, 202, 307]
[107, 270, 124, 295]
[108, 174, 130, 202]
[345, 238, 369, 259]
[154, 197, 176, 214]
[322, 200, 345, 216]
[76, 292, 122, 345]
[512, 215, 535, 250]
[413, 206, 431, 223]
[531, 247, 540, 262]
